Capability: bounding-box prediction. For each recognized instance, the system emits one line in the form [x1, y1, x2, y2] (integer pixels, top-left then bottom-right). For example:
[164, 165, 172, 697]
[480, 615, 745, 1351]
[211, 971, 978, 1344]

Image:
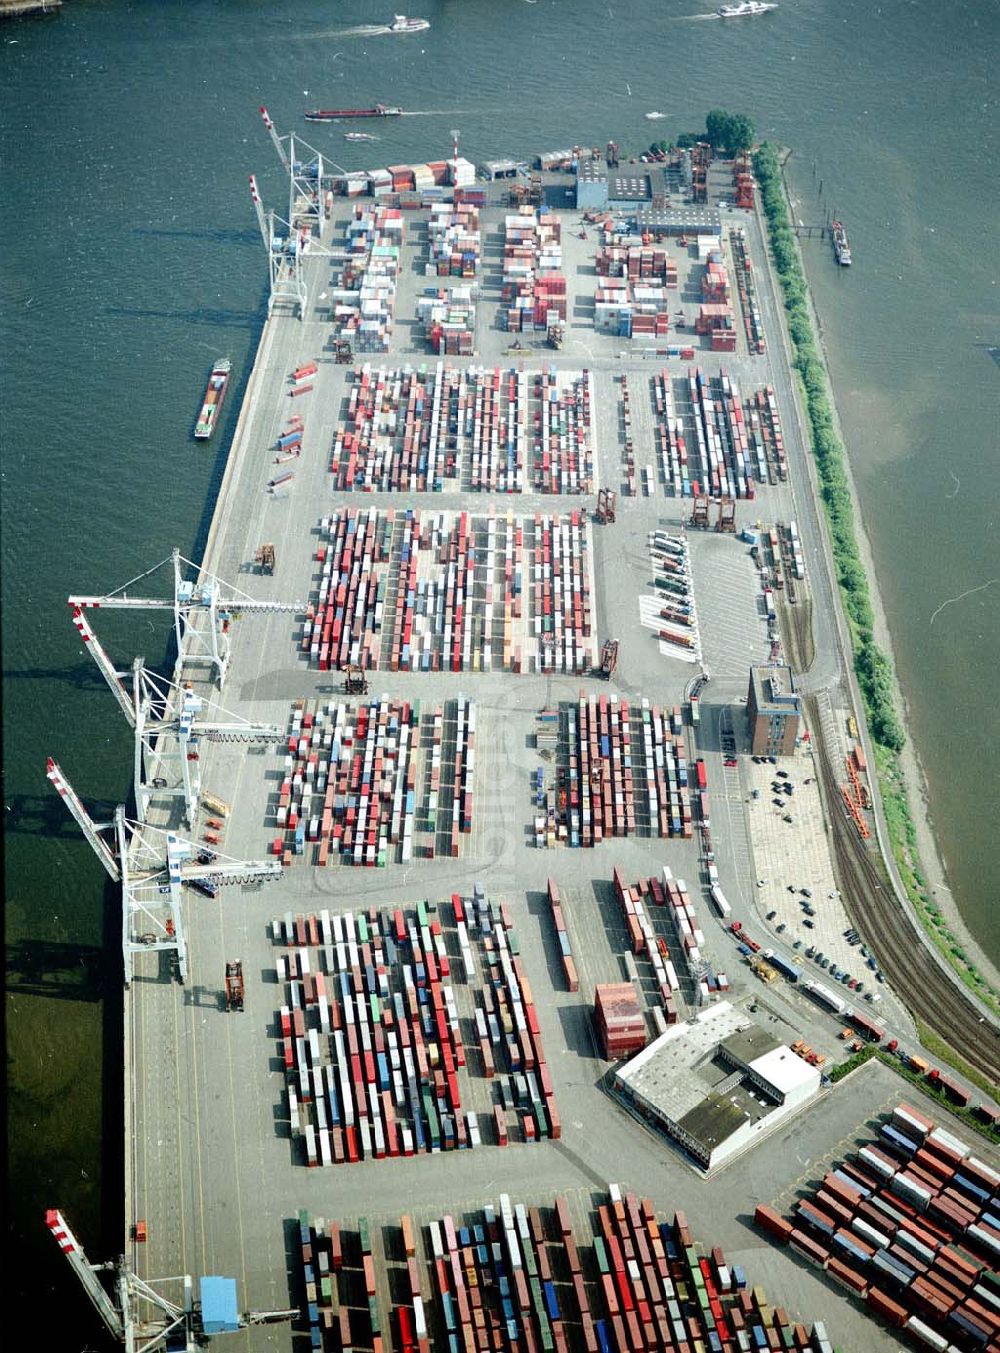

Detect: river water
[2, 0, 997, 1335]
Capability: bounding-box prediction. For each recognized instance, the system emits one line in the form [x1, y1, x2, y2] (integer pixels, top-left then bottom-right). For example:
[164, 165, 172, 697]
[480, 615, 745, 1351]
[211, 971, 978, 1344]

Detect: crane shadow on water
[104, 305, 264, 331]
[132, 226, 259, 247]
[6, 939, 111, 1003]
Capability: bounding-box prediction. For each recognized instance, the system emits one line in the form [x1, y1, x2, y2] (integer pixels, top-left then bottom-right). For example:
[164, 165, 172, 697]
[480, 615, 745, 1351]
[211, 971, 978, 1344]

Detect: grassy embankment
[753, 143, 1000, 1026]
[828, 1046, 999, 1145]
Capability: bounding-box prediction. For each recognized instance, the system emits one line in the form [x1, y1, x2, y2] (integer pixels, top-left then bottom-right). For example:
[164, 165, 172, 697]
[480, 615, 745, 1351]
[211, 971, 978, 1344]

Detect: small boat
[718, 2, 777, 16]
[194, 359, 231, 440]
[645, 111, 667, 121]
[344, 132, 379, 142]
[388, 15, 429, 33]
[832, 220, 852, 266]
[304, 104, 403, 121]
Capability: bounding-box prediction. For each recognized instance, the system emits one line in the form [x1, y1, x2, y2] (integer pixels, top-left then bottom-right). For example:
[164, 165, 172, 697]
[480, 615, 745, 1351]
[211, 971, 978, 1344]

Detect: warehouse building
[747, 664, 802, 757]
[613, 1002, 820, 1171]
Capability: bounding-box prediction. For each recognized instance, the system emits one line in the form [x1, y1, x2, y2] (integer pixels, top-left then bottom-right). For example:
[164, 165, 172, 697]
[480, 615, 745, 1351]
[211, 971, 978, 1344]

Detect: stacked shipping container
[271, 695, 474, 866]
[756, 1104, 1000, 1350]
[502, 206, 567, 333]
[305, 508, 596, 675]
[530, 368, 596, 494]
[296, 1187, 842, 1351]
[334, 205, 405, 353]
[275, 890, 559, 1170]
[730, 227, 765, 354]
[329, 365, 596, 496]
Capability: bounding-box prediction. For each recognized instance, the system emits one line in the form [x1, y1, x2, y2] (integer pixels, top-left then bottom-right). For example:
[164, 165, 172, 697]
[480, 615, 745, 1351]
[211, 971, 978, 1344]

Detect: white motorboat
[718, 2, 778, 17]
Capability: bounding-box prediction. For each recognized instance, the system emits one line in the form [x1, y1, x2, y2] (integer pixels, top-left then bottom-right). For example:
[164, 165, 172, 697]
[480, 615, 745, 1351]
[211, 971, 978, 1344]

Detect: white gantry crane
[46, 758, 281, 985]
[130, 667, 282, 825]
[46, 1209, 296, 1353]
[253, 107, 348, 318]
[68, 547, 303, 689]
[249, 172, 309, 318]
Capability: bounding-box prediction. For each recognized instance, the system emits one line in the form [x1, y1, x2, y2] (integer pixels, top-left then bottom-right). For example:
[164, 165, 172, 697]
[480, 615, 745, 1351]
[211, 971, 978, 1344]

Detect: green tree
[705, 109, 755, 154]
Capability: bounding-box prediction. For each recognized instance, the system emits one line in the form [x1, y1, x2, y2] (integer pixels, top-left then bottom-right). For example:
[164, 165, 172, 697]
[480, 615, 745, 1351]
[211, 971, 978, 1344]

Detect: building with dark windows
[748, 664, 801, 757]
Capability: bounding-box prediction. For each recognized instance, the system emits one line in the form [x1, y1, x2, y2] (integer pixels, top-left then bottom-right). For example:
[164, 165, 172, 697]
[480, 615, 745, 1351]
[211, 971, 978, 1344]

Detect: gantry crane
[46, 758, 281, 985]
[45, 1208, 295, 1353]
[132, 666, 281, 824]
[63, 616, 281, 822]
[254, 107, 348, 318]
[68, 548, 303, 689]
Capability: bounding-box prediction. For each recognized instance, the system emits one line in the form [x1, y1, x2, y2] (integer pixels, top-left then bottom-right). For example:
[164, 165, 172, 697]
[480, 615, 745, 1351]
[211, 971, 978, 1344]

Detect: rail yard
[47, 129, 999, 1352]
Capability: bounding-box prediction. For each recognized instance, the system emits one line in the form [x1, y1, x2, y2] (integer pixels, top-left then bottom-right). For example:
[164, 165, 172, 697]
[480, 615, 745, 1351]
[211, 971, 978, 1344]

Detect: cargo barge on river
[832, 220, 852, 266]
[304, 104, 403, 122]
[193, 357, 231, 439]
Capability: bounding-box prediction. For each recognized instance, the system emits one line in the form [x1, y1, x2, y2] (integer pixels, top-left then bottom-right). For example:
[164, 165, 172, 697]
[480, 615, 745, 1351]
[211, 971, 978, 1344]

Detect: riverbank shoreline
[774, 147, 1000, 1008]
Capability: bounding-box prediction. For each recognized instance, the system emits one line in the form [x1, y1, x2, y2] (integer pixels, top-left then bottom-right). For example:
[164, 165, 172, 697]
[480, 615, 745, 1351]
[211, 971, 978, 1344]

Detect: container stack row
[331, 364, 461, 493]
[337, 159, 452, 199]
[426, 202, 481, 278]
[296, 1211, 348, 1350]
[694, 302, 737, 353]
[330, 366, 595, 497]
[756, 1103, 1000, 1351]
[465, 366, 528, 492]
[270, 696, 473, 867]
[418, 287, 476, 356]
[275, 901, 471, 1167]
[307, 509, 593, 674]
[594, 276, 672, 341]
[594, 983, 647, 1061]
[749, 386, 788, 483]
[660, 864, 730, 1003]
[304, 508, 390, 670]
[296, 1188, 838, 1353]
[466, 885, 561, 1145]
[530, 512, 595, 673]
[688, 368, 755, 499]
[729, 227, 765, 354]
[653, 370, 691, 497]
[545, 878, 579, 992]
[611, 868, 679, 1016]
[502, 206, 567, 334]
[553, 694, 697, 847]
[531, 369, 596, 494]
[565, 694, 636, 846]
[596, 244, 677, 287]
[335, 206, 405, 353]
[641, 697, 696, 839]
[619, 375, 637, 495]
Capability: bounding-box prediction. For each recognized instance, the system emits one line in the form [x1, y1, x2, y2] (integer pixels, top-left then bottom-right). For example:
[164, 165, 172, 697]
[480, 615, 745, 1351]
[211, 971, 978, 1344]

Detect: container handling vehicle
[225, 961, 244, 1012]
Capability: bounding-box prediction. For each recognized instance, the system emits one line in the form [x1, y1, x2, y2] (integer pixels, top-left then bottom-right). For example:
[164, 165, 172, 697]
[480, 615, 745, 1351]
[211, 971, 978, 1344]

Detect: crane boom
[69, 548, 303, 688]
[45, 1210, 124, 1340]
[45, 758, 121, 881]
[259, 105, 289, 171]
[69, 607, 138, 726]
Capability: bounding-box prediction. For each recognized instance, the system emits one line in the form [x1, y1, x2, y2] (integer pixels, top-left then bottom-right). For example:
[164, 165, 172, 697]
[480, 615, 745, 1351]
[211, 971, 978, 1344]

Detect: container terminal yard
[47, 121, 1000, 1352]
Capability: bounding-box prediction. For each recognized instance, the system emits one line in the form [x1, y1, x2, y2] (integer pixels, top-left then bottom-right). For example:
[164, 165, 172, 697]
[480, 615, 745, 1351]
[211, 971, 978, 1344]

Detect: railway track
[806, 696, 1000, 1086]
